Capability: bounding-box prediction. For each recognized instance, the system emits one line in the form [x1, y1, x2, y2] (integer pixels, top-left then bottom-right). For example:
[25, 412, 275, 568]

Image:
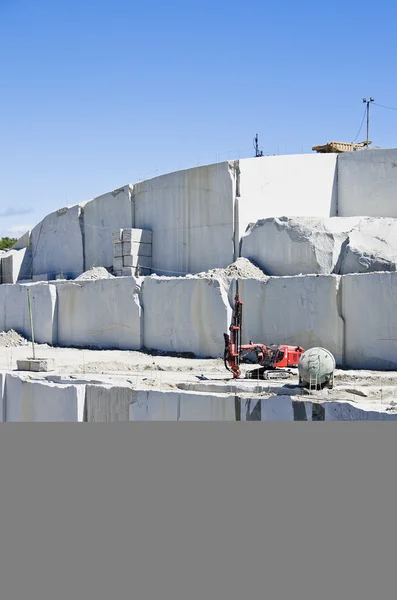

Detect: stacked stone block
[0, 251, 4, 283]
[0, 248, 33, 284]
[112, 228, 152, 276]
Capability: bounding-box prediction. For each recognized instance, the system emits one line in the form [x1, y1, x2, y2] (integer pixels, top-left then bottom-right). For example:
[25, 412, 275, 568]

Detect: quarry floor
[2, 342, 397, 413]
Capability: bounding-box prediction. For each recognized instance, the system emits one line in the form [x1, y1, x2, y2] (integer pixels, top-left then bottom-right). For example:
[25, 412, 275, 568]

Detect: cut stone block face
[134, 162, 236, 275]
[113, 257, 123, 270]
[0, 372, 5, 422]
[57, 277, 142, 350]
[263, 275, 344, 364]
[178, 391, 236, 421]
[127, 390, 397, 421]
[342, 272, 397, 369]
[0, 286, 5, 330]
[17, 358, 55, 372]
[84, 185, 134, 270]
[5, 374, 86, 422]
[129, 389, 236, 421]
[122, 255, 135, 267]
[238, 153, 338, 236]
[122, 229, 152, 243]
[322, 401, 397, 421]
[239, 396, 295, 421]
[122, 242, 152, 257]
[112, 229, 123, 242]
[18, 247, 33, 281]
[142, 276, 231, 357]
[123, 255, 152, 268]
[1, 248, 32, 283]
[113, 242, 123, 258]
[129, 390, 180, 421]
[121, 267, 135, 276]
[235, 275, 344, 365]
[0, 283, 57, 344]
[338, 149, 397, 217]
[32, 204, 86, 278]
[86, 384, 133, 421]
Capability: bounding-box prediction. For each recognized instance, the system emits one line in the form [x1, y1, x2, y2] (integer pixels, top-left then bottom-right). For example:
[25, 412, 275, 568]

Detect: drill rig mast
[223, 293, 304, 379]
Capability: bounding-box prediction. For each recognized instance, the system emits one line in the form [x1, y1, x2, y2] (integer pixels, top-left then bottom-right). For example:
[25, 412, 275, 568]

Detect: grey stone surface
[121, 267, 135, 276]
[86, 384, 133, 421]
[0, 283, 58, 345]
[142, 276, 231, 357]
[338, 230, 397, 274]
[112, 229, 123, 242]
[113, 242, 123, 258]
[122, 229, 152, 243]
[84, 185, 134, 270]
[18, 247, 33, 281]
[234, 275, 344, 365]
[134, 162, 236, 275]
[123, 255, 152, 268]
[129, 388, 397, 421]
[17, 358, 55, 372]
[122, 241, 152, 257]
[241, 216, 360, 276]
[0, 371, 5, 422]
[342, 272, 397, 370]
[133, 256, 152, 268]
[32, 273, 52, 281]
[122, 255, 135, 267]
[113, 256, 123, 270]
[238, 153, 338, 236]
[338, 148, 397, 217]
[5, 373, 86, 422]
[32, 204, 86, 278]
[1, 248, 31, 283]
[57, 277, 142, 350]
[241, 216, 397, 276]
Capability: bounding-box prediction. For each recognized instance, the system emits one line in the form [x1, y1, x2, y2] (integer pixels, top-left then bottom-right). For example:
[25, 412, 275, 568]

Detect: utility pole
[254, 133, 264, 157]
[363, 97, 374, 147]
[27, 288, 36, 360]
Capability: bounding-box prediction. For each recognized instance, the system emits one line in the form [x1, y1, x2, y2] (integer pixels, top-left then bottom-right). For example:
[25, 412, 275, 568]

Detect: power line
[374, 102, 397, 112]
[352, 106, 367, 143]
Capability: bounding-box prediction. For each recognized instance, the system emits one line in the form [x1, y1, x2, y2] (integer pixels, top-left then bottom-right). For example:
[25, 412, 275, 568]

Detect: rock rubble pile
[0, 330, 29, 347]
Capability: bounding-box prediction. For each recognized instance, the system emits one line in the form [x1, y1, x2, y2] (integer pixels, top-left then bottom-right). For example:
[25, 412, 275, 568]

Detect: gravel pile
[197, 258, 267, 281]
[0, 330, 29, 347]
[76, 267, 114, 281]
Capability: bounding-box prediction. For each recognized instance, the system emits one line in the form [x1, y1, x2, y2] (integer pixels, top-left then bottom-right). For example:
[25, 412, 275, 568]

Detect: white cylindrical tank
[298, 347, 336, 389]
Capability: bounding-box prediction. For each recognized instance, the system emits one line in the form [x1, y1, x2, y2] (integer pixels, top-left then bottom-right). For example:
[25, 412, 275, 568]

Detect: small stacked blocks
[112, 229, 152, 276]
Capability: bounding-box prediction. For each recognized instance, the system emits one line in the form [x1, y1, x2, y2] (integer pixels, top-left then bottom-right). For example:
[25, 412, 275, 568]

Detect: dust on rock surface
[2, 341, 397, 409]
[0, 330, 29, 347]
[196, 257, 268, 281]
[75, 267, 114, 280]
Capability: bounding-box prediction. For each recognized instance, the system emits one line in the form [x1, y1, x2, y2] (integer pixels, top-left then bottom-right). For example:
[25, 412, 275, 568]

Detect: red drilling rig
[223, 293, 304, 379]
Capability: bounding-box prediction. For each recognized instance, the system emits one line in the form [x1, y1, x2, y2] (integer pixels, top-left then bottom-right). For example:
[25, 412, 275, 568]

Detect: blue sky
[1, 0, 396, 238]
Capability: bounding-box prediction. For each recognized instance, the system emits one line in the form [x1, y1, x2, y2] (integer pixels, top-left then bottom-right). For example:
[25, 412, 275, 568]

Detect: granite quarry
[2, 148, 397, 420]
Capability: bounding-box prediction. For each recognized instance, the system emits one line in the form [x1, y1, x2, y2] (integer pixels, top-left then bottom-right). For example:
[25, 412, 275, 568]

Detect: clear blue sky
[1, 0, 396, 238]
